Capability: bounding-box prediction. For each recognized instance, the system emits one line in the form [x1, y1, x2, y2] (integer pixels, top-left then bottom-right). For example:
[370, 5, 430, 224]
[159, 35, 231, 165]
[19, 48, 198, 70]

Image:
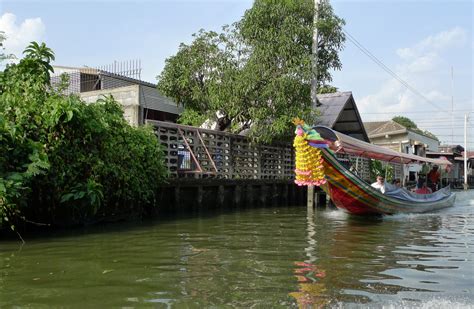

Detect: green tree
[0, 32, 14, 63]
[0, 42, 168, 231]
[392, 116, 418, 129]
[158, 0, 345, 142]
[370, 159, 393, 182]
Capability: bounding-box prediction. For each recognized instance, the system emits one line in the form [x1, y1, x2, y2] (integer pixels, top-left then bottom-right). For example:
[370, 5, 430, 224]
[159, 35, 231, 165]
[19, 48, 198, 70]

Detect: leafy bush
[0, 42, 168, 229]
[369, 159, 393, 182]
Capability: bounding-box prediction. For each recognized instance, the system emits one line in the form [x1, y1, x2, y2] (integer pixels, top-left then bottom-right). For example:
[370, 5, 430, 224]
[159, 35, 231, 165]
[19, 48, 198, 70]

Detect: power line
[343, 28, 451, 114]
[418, 126, 474, 129]
[360, 109, 473, 115]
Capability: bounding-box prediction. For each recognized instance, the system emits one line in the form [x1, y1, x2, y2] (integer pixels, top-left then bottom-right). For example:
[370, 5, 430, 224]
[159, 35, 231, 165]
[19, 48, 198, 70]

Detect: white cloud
[359, 27, 468, 121]
[396, 27, 467, 60]
[0, 13, 46, 58]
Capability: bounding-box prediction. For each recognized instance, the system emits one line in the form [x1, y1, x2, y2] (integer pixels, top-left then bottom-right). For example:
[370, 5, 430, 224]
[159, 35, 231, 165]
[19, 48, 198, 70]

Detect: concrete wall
[80, 85, 140, 126]
[370, 133, 406, 152]
[407, 131, 439, 152]
[370, 131, 439, 154]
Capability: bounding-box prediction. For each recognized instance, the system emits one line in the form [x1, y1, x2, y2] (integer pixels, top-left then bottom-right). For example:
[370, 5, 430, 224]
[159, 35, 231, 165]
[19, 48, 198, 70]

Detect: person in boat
[427, 165, 441, 192]
[371, 176, 385, 193]
[415, 179, 432, 194]
[392, 178, 401, 188]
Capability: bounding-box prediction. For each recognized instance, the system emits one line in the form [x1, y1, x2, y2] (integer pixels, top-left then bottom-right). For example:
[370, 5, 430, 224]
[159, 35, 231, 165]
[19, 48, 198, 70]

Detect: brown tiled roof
[366, 121, 406, 137]
[363, 121, 388, 134]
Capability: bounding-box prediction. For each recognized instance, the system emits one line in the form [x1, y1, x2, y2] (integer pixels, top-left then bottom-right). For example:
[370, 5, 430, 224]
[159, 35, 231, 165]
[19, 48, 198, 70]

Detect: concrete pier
[156, 179, 307, 214]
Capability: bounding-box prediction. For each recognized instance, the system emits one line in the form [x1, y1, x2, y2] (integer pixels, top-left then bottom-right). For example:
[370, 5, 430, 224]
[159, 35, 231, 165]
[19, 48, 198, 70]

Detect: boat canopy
[313, 126, 452, 166]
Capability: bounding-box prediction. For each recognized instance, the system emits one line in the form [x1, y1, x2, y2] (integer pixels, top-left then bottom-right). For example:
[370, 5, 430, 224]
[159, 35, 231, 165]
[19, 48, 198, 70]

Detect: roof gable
[368, 121, 406, 137]
[315, 91, 370, 142]
[364, 121, 388, 134]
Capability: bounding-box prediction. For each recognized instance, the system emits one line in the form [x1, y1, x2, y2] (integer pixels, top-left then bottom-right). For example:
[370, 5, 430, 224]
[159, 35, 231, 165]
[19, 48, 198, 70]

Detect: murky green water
[1, 191, 473, 308]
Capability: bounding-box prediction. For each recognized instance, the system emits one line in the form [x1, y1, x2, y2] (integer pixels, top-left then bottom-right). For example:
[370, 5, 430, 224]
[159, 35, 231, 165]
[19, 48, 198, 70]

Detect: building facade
[426, 145, 466, 186]
[51, 65, 182, 126]
[363, 120, 440, 184]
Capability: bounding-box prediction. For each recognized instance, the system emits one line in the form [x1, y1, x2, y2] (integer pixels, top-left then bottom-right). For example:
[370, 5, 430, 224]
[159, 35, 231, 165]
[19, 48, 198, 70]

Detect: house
[363, 120, 440, 183]
[426, 145, 466, 186]
[51, 65, 182, 126]
[363, 120, 439, 154]
[457, 151, 474, 186]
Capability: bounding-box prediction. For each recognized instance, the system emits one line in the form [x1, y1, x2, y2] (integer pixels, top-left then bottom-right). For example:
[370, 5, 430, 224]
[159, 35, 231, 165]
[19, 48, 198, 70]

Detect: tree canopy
[392, 116, 418, 129]
[157, 0, 345, 143]
[0, 32, 14, 63]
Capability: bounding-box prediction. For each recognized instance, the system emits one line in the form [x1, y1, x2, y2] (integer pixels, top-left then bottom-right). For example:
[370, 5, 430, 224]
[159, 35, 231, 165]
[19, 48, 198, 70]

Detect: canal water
[1, 191, 473, 308]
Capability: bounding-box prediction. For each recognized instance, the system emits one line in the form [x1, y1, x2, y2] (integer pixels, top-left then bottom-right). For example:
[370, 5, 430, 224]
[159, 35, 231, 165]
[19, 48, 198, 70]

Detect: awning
[313, 126, 452, 166]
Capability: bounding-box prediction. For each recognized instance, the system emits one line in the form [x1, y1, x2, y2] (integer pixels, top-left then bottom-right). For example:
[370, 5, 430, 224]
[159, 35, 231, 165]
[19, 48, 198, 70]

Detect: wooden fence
[146, 120, 390, 183]
[146, 120, 295, 179]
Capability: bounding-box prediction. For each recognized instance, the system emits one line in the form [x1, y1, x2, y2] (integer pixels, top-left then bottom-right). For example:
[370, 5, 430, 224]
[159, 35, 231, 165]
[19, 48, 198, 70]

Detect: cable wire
[343, 28, 453, 114]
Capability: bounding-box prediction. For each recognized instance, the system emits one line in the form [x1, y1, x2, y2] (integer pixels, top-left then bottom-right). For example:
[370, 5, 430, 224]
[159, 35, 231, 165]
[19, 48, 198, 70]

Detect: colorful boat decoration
[293, 120, 456, 215]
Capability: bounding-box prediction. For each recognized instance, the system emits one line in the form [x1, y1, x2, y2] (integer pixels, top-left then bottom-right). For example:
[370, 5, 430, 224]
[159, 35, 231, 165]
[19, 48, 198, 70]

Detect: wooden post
[234, 185, 242, 207]
[260, 185, 267, 206]
[247, 185, 254, 206]
[272, 183, 278, 206]
[307, 185, 314, 209]
[217, 185, 225, 207]
[174, 186, 180, 208]
[283, 183, 289, 206]
[314, 190, 319, 208]
[197, 185, 204, 208]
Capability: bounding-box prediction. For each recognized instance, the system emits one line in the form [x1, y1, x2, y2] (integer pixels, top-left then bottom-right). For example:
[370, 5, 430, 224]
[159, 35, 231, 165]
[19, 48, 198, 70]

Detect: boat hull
[321, 149, 456, 215]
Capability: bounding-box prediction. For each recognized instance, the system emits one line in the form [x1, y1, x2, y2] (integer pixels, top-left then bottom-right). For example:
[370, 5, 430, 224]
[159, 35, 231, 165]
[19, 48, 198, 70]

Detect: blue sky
[1, 0, 473, 147]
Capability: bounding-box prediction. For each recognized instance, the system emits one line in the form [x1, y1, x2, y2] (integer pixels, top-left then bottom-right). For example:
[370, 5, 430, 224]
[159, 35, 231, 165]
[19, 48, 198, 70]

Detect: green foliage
[0, 42, 168, 229]
[157, 0, 345, 143]
[392, 116, 417, 129]
[369, 159, 393, 182]
[392, 115, 439, 141]
[0, 31, 15, 63]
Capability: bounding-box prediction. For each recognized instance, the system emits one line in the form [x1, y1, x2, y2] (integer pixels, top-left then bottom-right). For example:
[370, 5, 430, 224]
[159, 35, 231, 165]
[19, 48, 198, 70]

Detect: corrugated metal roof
[315, 91, 352, 127]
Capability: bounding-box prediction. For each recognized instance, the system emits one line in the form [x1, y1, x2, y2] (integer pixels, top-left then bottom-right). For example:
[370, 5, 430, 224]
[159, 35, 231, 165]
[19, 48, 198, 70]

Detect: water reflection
[289, 207, 330, 308]
[290, 192, 474, 306]
[0, 192, 472, 307]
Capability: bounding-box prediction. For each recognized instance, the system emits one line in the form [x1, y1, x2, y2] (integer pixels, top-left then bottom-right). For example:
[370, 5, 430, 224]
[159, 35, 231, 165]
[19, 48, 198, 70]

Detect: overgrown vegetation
[0, 42, 168, 231]
[369, 159, 394, 182]
[392, 116, 439, 141]
[158, 0, 346, 143]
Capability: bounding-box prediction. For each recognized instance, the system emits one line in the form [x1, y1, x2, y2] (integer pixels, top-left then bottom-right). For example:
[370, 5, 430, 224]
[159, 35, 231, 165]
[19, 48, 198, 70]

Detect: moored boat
[293, 120, 455, 215]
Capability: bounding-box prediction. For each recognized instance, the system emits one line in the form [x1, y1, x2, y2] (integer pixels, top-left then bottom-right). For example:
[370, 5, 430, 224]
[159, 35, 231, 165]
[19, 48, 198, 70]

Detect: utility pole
[451, 66, 454, 145]
[464, 114, 469, 190]
[311, 0, 320, 106]
[308, 0, 321, 209]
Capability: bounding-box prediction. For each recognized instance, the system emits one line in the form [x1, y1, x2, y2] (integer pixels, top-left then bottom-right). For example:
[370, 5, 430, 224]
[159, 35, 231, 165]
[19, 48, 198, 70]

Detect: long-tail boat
[293, 120, 455, 215]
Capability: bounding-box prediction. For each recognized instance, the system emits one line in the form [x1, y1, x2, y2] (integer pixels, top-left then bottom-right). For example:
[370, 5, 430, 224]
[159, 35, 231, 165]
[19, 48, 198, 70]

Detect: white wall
[80, 85, 140, 126]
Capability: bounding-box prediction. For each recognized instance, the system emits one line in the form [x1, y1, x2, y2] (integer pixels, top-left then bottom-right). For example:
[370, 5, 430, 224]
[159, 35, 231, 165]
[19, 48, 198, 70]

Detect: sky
[1, 0, 473, 148]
